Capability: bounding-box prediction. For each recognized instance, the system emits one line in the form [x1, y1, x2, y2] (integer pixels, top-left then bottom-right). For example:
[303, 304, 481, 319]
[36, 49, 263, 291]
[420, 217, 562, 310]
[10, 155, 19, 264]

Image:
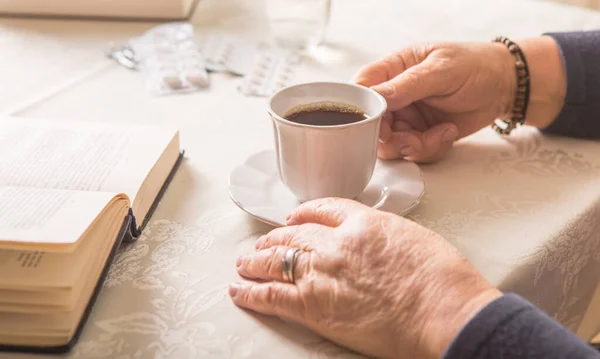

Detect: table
[2, 0, 600, 357]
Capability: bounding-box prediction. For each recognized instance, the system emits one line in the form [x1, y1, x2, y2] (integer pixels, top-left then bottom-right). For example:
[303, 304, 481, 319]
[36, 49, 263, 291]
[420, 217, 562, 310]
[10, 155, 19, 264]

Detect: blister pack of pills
[107, 26, 302, 97]
[200, 34, 301, 97]
[130, 22, 210, 95]
[201, 34, 264, 75]
[238, 50, 300, 97]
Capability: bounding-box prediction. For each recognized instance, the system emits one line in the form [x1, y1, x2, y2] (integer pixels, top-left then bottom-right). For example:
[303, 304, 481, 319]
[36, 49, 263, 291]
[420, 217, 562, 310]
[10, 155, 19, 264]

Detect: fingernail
[372, 83, 394, 97]
[399, 146, 416, 157]
[285, 214, 292, 221]
[236, 256, 243, 267]
[442, 128, 459, 143]
[229, 282, 241, 298]
[354, 77, 367, 86]
[378, 137, 388, 144]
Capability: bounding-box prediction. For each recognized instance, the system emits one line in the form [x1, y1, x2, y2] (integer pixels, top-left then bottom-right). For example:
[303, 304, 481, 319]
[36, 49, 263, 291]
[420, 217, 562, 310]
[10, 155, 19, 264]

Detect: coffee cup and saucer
[228, 82, 425, 227]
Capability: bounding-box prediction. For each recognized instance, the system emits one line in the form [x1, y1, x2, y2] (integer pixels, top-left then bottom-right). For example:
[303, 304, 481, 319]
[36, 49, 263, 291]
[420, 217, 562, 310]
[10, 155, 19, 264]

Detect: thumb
[371, 63, 440, 111]
[286, 198, 361, 227]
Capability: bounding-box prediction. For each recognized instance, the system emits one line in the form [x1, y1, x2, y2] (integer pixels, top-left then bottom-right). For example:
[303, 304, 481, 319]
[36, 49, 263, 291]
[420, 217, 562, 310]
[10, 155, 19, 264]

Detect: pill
[185, 73, 209, 87]
[163, 75, 183, 89]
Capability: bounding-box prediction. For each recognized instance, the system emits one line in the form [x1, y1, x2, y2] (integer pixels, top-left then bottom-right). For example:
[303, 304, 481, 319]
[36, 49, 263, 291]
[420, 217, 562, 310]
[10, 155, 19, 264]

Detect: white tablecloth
[2, 0, 600, 357]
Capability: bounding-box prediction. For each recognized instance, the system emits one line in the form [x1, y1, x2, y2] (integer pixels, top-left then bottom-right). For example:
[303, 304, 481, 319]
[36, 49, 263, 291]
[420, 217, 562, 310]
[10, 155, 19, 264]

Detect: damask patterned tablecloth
[2, 0, 600, 358]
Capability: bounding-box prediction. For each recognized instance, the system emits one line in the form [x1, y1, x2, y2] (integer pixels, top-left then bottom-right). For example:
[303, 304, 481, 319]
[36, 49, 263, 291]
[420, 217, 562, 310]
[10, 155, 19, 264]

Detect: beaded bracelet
[491, 36, 531, 135]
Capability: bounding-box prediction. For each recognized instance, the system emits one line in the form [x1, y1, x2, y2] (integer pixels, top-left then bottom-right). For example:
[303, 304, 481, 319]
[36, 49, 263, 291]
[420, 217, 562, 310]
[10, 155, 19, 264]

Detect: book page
[0, 287, 70, 306]
[0, 118, 178, 205]
[0, 186, 121, 247]
[0, 190, 128, 290]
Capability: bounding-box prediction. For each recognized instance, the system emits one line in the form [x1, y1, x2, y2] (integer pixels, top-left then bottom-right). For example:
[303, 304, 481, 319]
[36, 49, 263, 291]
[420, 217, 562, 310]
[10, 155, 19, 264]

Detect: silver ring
[282, 248, 301, 284]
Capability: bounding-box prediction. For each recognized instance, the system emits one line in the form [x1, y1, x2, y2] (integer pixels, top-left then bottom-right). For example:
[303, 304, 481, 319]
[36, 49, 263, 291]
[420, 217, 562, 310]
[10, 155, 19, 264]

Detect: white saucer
[228, 150, 425, 227]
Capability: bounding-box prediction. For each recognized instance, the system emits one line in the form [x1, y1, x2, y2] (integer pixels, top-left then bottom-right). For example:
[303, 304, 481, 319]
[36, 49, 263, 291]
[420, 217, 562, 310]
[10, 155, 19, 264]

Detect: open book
[0, 118, 183, 353]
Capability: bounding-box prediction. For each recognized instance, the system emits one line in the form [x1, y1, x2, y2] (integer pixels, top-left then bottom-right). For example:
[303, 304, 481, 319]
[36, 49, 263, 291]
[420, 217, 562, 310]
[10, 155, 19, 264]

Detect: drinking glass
[265, 0, 332, 50]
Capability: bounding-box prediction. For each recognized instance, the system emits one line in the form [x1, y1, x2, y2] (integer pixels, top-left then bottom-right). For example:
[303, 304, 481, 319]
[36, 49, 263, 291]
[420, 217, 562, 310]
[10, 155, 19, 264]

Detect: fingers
[371, 62, 441, 111]
[354, 52, 409, 88]
[378, 112, 394, 143]
[254, 224, 324, 251]
[392, 105, 429, 132]
[354, 45, 446, 111]
[377, 122, 459, 163]
[416, 123, 459, 163]
[236, 245, 310, 282]
[286, 197, 362, 227]
[377, 130, 423, 159]
[229, 280, 303, 321]
[353, 45, 432, 87]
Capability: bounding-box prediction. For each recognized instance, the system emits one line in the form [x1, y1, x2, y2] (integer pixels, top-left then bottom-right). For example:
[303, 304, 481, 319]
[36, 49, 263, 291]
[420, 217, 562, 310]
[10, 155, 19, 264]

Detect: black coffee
[284, 102, 368, 126]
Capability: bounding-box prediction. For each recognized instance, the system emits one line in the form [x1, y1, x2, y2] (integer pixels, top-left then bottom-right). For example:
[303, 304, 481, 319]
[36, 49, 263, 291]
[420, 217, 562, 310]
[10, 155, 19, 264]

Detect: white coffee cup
[267, 82, 387, 202]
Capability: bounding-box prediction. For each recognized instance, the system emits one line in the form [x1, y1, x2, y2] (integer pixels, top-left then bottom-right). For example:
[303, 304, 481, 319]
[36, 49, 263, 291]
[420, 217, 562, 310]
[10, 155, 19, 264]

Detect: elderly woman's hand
[230, 198, 501, 359]
[355, 37, 565, 163]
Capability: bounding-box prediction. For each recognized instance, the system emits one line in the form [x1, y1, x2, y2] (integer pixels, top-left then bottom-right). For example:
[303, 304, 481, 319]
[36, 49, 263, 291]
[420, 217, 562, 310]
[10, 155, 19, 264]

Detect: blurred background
[549, 0, 600, 9]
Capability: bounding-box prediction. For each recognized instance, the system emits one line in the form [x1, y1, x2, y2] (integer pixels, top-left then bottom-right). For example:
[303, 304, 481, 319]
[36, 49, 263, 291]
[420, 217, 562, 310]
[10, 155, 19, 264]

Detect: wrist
[415, 262, 503, 359]
[492, 42, 518, 120]
[510, 36, 566, 129]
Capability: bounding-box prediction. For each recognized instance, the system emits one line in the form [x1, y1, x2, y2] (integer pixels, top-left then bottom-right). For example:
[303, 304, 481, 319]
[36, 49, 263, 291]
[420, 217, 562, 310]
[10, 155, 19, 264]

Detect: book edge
[0, 214, 131, 354]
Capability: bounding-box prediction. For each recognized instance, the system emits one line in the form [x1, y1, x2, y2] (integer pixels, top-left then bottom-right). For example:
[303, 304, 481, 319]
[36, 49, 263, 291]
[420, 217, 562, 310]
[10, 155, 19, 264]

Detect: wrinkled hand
[354, 42, 516, 163]
[230, 198, 501, 359]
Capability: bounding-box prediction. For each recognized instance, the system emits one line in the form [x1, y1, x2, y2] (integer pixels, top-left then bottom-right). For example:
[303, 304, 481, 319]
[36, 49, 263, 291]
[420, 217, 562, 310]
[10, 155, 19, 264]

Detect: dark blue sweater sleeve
[541, 30, 600, 138]
[443, 294, 599, 359]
